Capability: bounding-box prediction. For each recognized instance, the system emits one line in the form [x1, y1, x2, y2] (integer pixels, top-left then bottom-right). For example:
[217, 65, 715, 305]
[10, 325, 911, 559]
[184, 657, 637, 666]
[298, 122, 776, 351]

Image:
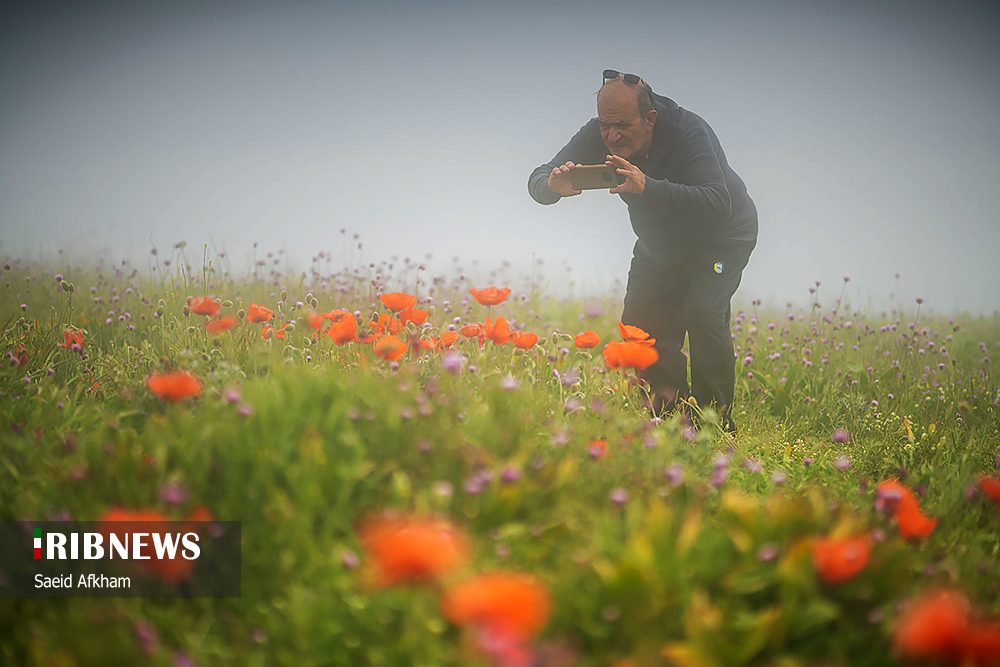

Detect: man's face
[597, 86, 655, 161]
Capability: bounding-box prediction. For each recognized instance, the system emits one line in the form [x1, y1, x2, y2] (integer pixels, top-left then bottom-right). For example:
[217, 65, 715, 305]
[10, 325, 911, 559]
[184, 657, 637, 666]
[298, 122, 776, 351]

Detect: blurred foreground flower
[205, 315, 238, 335]
[893, 587, 1000, 666]
[146, 371, 203, 402]
[374, 335, 407, 361]
[96, 507, 209, 585]
[810, 533, 872, 584]
[358, 514, 469, 588]
[442, 571, 552, 640]
[979, 476, 1000, 514]
[876, 479, 937, 541]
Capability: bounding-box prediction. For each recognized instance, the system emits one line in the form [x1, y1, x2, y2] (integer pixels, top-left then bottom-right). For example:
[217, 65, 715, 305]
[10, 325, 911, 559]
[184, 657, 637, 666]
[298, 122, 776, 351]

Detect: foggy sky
[2, 0, 999, 314]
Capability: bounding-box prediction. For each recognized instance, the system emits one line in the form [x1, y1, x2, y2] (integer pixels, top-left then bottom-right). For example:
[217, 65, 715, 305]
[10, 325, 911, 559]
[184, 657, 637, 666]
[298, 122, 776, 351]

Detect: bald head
[596, 78, 657, 161]
[598, 78, 654, 118]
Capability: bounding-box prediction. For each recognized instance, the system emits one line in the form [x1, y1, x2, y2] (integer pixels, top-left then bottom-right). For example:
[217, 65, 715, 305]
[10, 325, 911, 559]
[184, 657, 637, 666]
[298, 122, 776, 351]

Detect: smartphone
[569, 164, 617, 190]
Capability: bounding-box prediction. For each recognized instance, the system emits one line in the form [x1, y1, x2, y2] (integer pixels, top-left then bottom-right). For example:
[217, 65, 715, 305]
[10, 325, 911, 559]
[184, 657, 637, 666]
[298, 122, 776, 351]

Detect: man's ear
[645, 108, 658, 128]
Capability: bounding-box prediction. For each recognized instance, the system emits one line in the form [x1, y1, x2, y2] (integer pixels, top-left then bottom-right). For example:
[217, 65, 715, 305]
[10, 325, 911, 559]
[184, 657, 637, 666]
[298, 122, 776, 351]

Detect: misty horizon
[2, 0, 999, 314]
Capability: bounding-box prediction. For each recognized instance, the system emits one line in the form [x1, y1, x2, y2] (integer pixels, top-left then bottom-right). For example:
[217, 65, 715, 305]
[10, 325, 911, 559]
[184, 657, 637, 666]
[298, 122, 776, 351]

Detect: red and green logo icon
[34, 527, 42, 559]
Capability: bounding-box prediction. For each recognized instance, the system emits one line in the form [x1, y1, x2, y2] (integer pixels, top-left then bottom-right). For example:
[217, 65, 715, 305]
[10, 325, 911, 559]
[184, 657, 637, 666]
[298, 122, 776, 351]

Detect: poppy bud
[222, 300, 233, 308]
[60, 280, 71, 291]
[285, 322, 296, 332]
[238, 309, 246, 319]
[182, 305, 190, 316]
[66, 283, 75, 293]
[310, 297, 319, 309]
[537, 337, 548, 347]
[156, 306, 165, 316]
[201, 352, 211, 362]
[427, 305, 436, 318]
[305, 292, 314, 302]
[280, 290, 287, 301]
[158, 299, 166, 308]
[276, 301, 283, 311]
[186, 326, 196, 333]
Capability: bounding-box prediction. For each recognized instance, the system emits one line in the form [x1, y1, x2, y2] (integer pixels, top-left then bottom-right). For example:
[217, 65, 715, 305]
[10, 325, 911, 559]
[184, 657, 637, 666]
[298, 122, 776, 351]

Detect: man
[527, 70, 757, 434]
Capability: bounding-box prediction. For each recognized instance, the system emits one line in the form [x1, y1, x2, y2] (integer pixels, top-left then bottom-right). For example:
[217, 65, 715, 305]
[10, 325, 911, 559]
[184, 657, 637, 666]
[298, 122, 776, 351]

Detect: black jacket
[528, 92, 757, 261]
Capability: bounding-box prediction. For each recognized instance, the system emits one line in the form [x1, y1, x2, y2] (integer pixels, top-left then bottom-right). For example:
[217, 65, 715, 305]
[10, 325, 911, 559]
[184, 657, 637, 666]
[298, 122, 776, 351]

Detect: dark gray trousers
[621, 239, 755, 433]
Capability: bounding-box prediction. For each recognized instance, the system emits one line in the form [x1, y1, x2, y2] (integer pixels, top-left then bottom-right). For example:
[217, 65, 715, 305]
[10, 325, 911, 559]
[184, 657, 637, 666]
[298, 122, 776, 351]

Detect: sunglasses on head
[603, 69, 643, 85]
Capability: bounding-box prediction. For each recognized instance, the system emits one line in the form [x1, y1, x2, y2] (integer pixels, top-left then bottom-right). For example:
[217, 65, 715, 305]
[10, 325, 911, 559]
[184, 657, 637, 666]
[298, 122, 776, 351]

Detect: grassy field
[1, 247, 999, 666]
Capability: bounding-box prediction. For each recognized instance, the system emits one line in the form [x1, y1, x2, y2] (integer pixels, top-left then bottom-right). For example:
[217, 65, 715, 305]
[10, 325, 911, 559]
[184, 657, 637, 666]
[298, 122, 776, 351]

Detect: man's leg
[621, 255, 690, 414]
[685, 245, 752, 433]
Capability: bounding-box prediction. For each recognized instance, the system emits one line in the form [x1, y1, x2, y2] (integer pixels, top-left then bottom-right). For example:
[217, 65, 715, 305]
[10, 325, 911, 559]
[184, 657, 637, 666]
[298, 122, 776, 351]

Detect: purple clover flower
[609, 488, 629, 504]
[664, 464, 684, 487]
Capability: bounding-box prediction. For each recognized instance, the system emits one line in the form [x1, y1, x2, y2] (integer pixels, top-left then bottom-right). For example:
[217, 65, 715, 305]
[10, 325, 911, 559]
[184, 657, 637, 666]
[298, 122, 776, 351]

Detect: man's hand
[607, 154, 646, 195]
[547, 161, 583, 197]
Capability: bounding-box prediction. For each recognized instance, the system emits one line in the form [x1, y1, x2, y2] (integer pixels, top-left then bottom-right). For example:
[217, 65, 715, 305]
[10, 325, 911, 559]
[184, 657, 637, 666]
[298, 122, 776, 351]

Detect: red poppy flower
[437, 331, 460, 351]
[146, 371, 203, 402]
[359, 514, 469, 588]
[246, 303, 273, 324]
[876, 479, 921, 515]
[374, 335, 407, 361]
[896, 506, 937, 541]
[370, 313, 401, 336]
[603, 341, 659, 371]
[14, 345, 28, 367]
[409, 336, 435, 354]
[96, 508, 196, 585]
[205, 315, 238, 335]
[58, 328, 85, 349]
[469, 287, 511, 307]
[460, 323, 484, 338]
[876, 479, 936, 540]
[965, 621, 1000, 665]
[809, 533, 872, 584]
[485, 317, 511, 345]
[263, 323, 289, 340]
[327, 316, 357, 345]
[574, 331, 600, 349]
[441, 571, 552, 639]
[189, 296, 222, 317]
[980, 476, 1000, 513]
[619, 321, 656, 346]
[893, 588, 970, 664]
[379, 292, 418, 312]
[511, 331, 539, 349]
[400, 309, 428, 327]
[322, 308, 351, 321]
[306, 311, 324, 331]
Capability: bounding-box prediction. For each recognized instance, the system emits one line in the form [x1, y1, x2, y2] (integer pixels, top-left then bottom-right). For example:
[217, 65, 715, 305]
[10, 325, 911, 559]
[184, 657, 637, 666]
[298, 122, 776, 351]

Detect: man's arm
[527, 119, 605, 205]
[640, 127, 732, 225]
